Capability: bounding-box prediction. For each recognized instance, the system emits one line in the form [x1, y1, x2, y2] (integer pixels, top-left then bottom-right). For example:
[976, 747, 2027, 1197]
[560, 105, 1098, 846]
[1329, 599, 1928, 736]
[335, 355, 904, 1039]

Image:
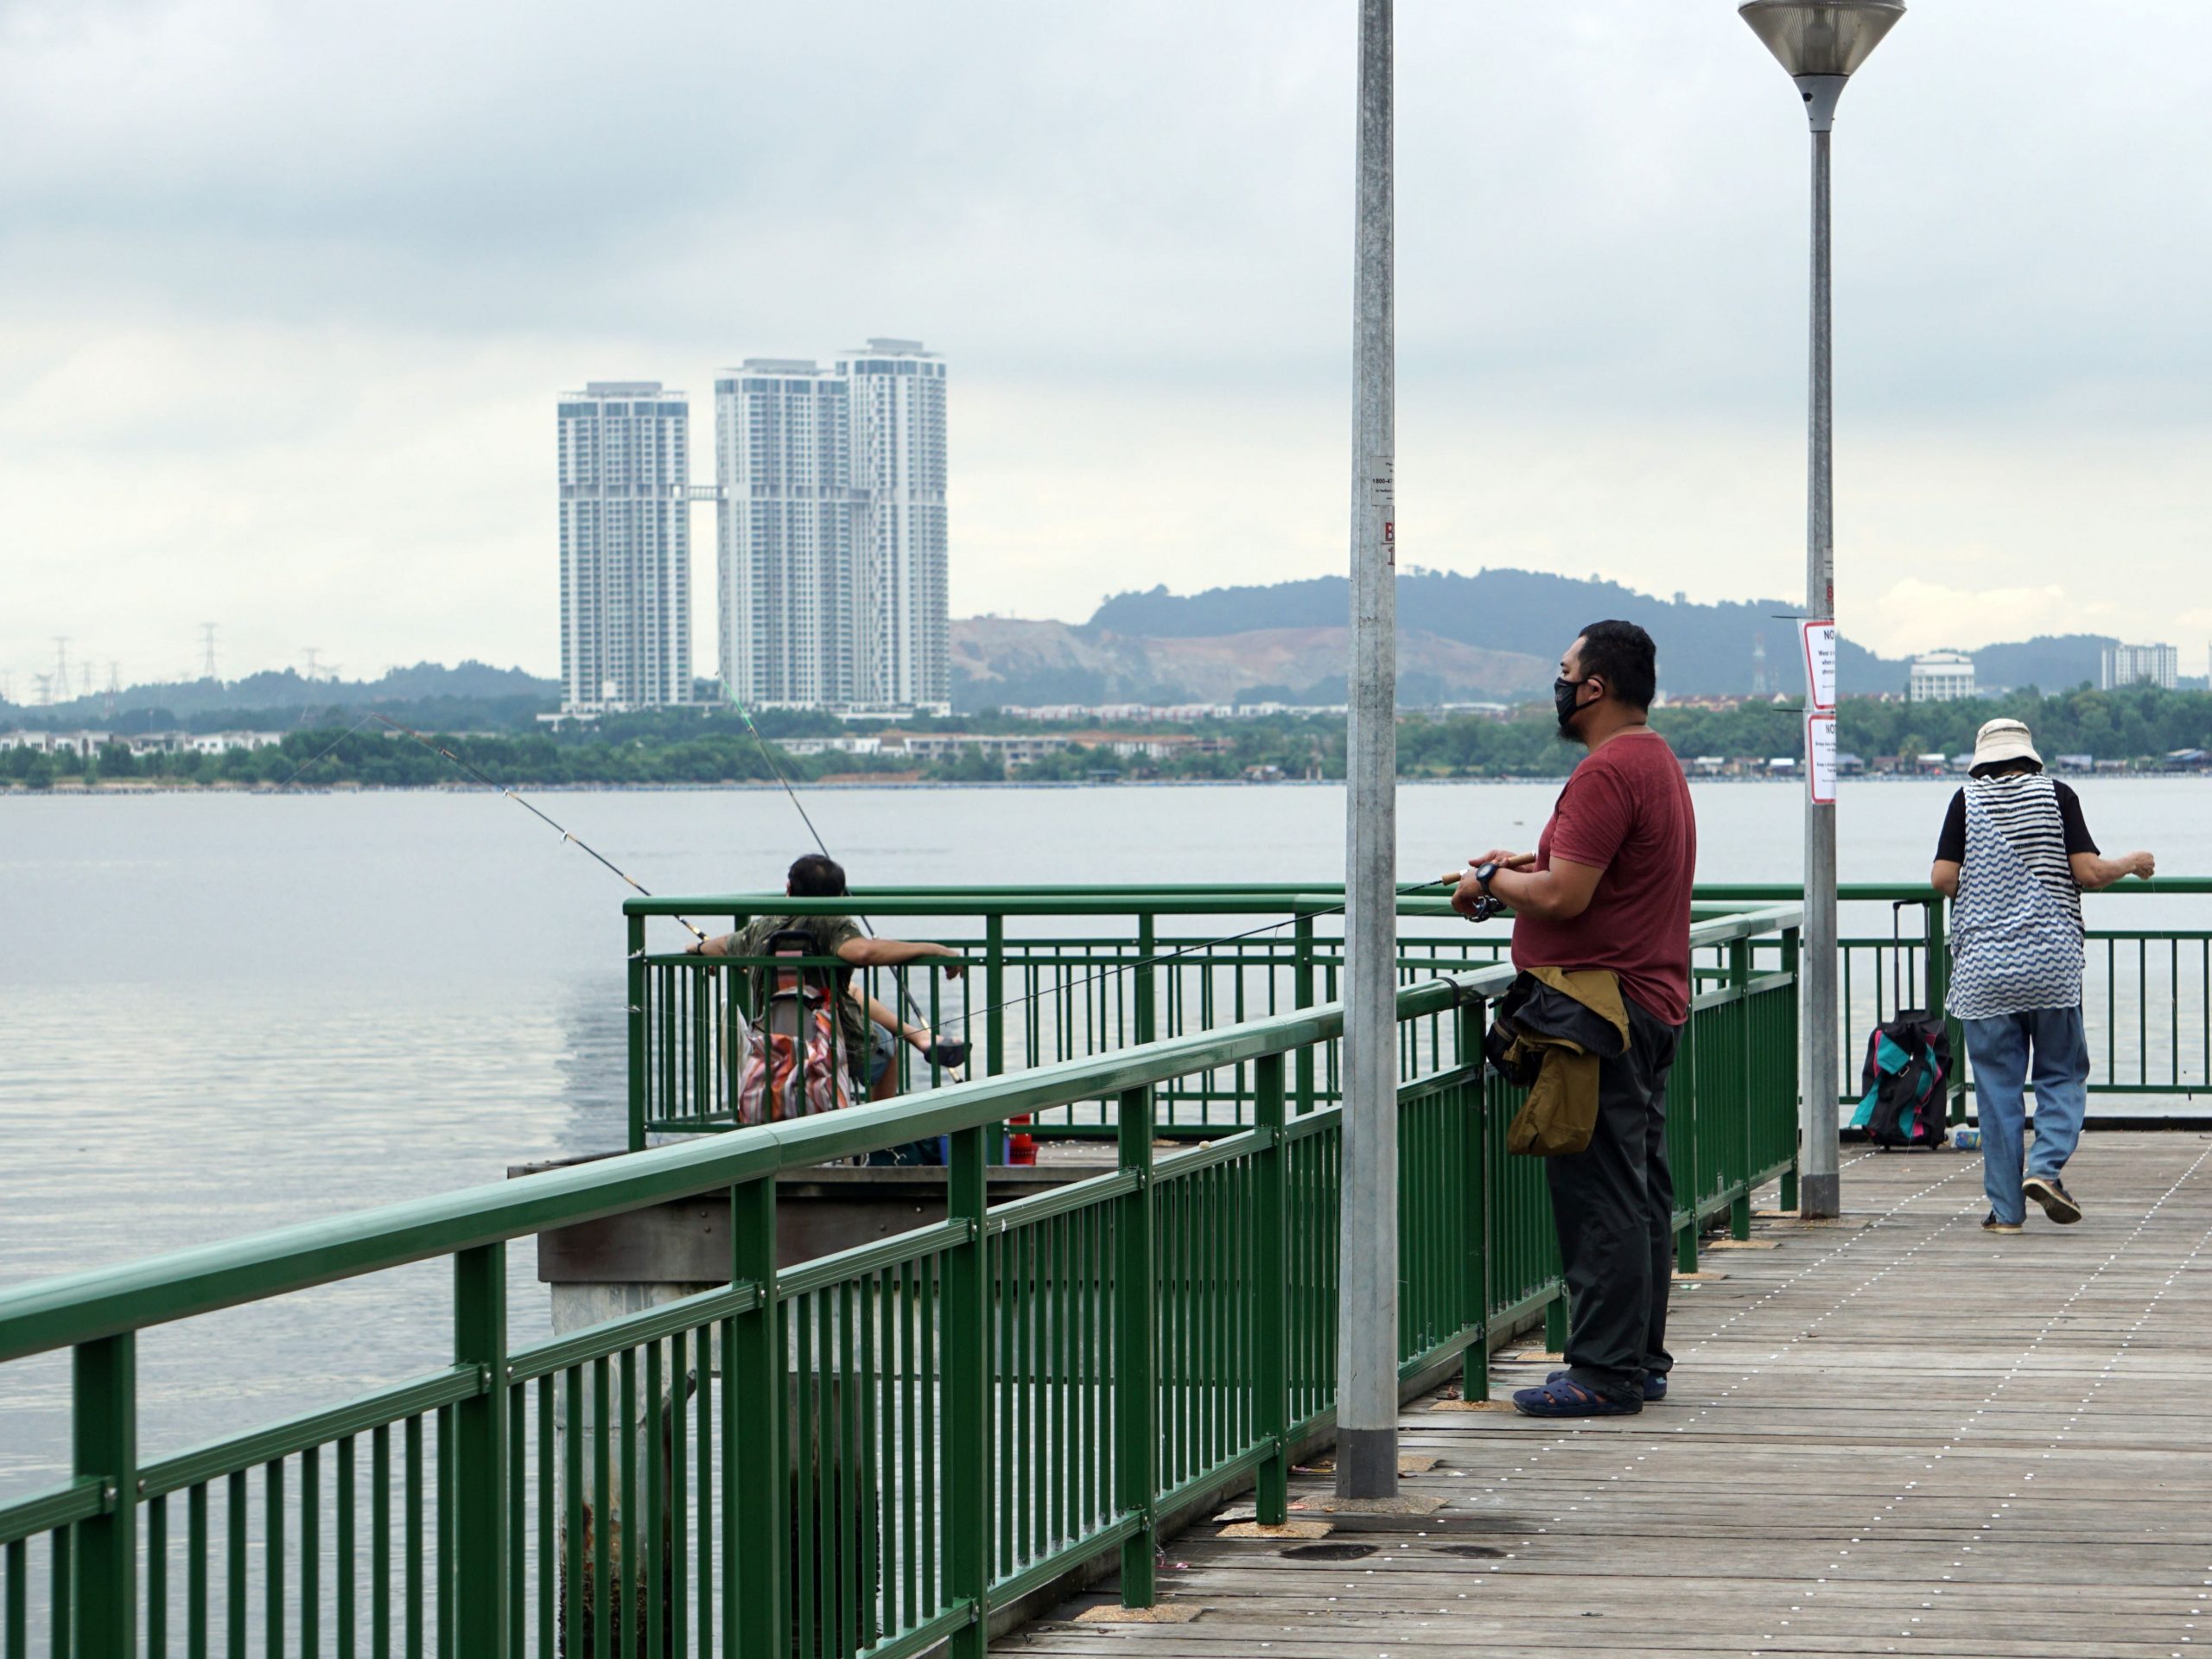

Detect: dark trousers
[1544, 995, 1681, 1402]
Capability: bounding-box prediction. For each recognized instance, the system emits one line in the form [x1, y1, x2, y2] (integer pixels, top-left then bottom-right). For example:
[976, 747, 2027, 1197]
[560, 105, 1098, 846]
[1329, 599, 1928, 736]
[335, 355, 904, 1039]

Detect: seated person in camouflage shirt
[686, 854, 965, 1099]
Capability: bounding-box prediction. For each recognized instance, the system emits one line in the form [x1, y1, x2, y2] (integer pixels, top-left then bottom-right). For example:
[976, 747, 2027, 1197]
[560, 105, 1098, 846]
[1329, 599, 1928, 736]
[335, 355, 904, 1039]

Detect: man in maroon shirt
[1451, 620, 1698, 1416]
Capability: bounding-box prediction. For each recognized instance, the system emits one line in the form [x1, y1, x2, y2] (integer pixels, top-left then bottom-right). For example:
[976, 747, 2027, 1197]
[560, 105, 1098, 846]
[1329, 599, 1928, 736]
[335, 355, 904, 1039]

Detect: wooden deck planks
[1001, 1131, 2212, 1657]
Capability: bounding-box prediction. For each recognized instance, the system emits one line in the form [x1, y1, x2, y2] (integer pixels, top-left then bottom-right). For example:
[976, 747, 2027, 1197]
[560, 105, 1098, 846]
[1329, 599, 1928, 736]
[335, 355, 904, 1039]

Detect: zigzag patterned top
[1947, 772, 2085, 1019]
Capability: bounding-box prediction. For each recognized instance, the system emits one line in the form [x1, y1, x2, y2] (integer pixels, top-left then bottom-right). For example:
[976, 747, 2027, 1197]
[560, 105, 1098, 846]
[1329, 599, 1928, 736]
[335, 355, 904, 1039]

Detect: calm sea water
[3, 777, 2206, 1488]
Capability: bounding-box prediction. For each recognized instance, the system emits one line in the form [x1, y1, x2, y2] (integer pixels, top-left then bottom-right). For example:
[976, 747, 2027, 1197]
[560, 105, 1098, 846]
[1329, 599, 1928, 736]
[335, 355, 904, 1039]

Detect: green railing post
[986, 914, 1007, 1163]
[1780, 925, 1802, 1213]
[1675, 1016, 1701, 1274]
[451, 1243, 507, 1657]
[72, 1333, 136, 1658]
[1457, 1001, 1491, 1403]
[1294, 915, 1316, 1116]
[943, 1126, 992, 1655]
[1113, 1085, 1157, 1605]
[731, 1176, 786, 1659]
[1730, 938, 1754, 1241]
[627, 912, 648, 1153]
[1134, 911, 1159, 1135]
[1135, 913, 1157, 1046]
[1544, 1288, 1568, 1352]
[1675, 1208, 1700, 1274]
[1252, 1055, 1289, 1525]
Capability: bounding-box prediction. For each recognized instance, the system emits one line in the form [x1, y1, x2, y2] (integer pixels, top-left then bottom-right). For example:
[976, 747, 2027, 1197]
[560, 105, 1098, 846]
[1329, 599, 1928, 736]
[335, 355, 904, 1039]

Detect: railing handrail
[0, 904, 1800, 1364]
[621, 890, 1455, 918]
[621, 879, 2208, 918]
[1699, 879, 2212, 899]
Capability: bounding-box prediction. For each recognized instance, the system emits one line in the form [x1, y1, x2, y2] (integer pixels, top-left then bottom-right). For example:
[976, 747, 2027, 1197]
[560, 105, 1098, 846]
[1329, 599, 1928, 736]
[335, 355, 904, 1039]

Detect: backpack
[1850, 1012, 1951, 1149]
[735, 929, 855, 1125]
[1847, 904, 1950, 1150]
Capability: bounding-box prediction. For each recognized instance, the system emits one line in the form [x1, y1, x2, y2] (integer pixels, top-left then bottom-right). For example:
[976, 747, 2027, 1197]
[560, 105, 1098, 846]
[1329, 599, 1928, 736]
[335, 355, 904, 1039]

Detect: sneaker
[2022, 1175, 2082, 1225]
[1981, 1211, 2023, 1234]
[1550, 1367, 1665, 1402]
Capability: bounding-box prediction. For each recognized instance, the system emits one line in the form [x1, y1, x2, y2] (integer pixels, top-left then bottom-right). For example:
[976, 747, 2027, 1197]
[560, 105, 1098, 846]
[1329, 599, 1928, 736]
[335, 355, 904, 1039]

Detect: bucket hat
[1970, 718, 2041, 775]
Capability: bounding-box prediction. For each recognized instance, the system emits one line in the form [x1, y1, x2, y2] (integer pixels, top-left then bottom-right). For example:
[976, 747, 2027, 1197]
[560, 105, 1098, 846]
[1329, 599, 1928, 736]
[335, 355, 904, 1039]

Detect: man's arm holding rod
[1448, 848, 1605, 925]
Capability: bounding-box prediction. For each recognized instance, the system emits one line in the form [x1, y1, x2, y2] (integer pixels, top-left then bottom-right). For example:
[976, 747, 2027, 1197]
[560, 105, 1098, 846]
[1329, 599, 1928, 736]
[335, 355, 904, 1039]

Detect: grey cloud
[5, 0, 2208, 418]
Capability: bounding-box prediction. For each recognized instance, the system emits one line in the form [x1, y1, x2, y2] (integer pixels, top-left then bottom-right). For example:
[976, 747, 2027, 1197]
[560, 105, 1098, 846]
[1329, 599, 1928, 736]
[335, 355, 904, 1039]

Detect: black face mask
[1554, 676, 1592, 735]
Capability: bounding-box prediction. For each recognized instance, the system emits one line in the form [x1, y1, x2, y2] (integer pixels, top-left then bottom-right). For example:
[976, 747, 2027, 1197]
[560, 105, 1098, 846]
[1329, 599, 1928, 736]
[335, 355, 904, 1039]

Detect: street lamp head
[1739, 1, 1904, 130]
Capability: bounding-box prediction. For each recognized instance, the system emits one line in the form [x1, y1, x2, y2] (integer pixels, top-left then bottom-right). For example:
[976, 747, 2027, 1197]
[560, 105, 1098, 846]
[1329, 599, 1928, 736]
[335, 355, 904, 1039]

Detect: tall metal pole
[1799, 105, 1841, 1218]
[1336, 0, 1398, 1501]
[1740, 3, 1904, 1218]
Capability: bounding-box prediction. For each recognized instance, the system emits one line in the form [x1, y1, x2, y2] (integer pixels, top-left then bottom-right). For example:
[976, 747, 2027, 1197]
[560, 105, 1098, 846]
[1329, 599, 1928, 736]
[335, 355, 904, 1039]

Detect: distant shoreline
[4, 772, 2202, 800]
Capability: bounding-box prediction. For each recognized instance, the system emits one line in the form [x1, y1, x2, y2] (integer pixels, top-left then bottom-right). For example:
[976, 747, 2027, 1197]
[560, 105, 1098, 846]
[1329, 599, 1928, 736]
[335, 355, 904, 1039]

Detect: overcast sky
[3, 0, 2209, 693]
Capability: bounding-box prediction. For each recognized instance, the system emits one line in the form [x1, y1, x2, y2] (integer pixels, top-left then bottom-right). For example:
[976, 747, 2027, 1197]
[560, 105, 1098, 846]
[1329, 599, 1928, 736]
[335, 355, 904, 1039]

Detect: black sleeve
[2052, 781, 2100, 856]
[1934, 789, 1966, 863]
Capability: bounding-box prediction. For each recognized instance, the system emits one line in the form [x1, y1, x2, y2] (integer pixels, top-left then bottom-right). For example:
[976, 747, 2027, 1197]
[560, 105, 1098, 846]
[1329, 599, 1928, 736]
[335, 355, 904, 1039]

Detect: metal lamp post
[1338, 0, 1399, 1500]
[1738, 0, 1904, 1219]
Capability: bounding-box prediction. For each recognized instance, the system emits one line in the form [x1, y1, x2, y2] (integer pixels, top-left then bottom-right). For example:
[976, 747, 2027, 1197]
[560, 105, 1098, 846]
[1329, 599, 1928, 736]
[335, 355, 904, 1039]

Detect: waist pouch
[1484, 969, 1629, 1157]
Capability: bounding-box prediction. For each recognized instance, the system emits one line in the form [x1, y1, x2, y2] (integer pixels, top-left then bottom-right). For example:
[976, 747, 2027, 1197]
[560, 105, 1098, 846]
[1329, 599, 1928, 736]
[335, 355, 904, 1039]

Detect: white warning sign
[1802, 620, 1838, 711]
[1806, 711, 1838, 805]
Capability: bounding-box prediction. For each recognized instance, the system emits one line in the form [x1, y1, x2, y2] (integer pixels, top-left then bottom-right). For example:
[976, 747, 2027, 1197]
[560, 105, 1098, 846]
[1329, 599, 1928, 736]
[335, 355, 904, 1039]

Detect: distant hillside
[1085, 570, 2141, 700]
[4, 661, 558, 731]
[1970, 636, 2112, 695]
[950, 618, 1554, 710]
[1088, 569, 1907, 697]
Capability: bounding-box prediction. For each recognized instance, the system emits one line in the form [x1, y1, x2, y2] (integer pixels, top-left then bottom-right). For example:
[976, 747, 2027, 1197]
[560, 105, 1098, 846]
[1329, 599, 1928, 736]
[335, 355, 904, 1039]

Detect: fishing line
[722, 699, 1488, 1039]
[725, 698, 946, 1029]
[369, 712, 709, 942]
[268, 712, 382, 791]
[350, 702, 1482, 1075]
[938, 873, 1473, 1033]
[730, 700, 844, 884]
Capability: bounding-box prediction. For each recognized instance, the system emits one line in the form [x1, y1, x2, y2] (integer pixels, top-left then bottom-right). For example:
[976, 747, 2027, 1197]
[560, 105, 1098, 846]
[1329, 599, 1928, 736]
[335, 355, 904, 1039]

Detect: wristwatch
[1473, 861, 1499, 894]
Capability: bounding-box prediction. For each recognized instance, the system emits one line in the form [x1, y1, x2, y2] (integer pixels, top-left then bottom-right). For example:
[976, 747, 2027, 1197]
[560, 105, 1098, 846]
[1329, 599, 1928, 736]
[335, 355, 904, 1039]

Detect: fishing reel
[1461, 861, 1509, 924]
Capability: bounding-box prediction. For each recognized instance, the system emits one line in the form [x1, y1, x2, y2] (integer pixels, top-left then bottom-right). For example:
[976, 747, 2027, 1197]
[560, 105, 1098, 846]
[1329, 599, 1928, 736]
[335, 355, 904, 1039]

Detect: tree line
[8, 683, 2210, 791]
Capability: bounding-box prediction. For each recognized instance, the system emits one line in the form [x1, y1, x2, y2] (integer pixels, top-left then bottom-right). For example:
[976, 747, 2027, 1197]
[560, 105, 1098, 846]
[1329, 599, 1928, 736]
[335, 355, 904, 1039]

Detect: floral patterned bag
[735, 931, 855, 1124]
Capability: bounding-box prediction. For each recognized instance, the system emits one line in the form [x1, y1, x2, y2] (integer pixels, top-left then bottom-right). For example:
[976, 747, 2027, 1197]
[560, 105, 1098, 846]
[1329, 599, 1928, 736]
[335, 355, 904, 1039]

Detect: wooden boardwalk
[1007, 1133, 2212, 1658]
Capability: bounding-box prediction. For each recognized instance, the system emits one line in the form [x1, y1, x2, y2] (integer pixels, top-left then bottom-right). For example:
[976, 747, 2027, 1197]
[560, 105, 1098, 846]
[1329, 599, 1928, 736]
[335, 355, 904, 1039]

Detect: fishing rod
[356, 710, 963, 1081]
[290, 704, 1488, 1072]
[729, 700, 844, 886]
[366, 712, 709, 942]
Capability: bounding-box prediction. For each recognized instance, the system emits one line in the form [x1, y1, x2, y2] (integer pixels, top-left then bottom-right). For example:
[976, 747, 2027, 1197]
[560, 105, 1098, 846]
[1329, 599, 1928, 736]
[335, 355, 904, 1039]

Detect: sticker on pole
[1806, 711, 1838, 805]
[1802, 620, 1837, 710]
[1372, 457, 1396, 563]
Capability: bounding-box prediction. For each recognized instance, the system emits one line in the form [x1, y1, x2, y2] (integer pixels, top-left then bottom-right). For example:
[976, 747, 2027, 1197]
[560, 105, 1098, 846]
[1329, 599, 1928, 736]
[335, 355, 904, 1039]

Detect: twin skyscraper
[556, 339, 950, 717]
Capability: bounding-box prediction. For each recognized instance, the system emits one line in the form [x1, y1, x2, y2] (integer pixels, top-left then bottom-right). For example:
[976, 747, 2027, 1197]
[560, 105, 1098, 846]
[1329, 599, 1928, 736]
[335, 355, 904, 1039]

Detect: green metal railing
[623, 887, 1789, 1148]
[632, 878, 2212, 1135]
[0, 900, 1802, 1659]
[1702, 880, 2212, 1111]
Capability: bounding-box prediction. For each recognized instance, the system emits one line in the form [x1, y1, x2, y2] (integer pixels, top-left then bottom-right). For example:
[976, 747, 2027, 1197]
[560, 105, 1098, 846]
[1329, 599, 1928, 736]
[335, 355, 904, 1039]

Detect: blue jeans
[1962, 1006, 2089, 1225]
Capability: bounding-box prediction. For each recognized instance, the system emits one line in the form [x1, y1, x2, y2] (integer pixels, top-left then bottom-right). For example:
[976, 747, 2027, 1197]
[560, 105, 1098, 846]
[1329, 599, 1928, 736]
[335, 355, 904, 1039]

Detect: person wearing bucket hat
[1931, 719, 2155, 1231]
